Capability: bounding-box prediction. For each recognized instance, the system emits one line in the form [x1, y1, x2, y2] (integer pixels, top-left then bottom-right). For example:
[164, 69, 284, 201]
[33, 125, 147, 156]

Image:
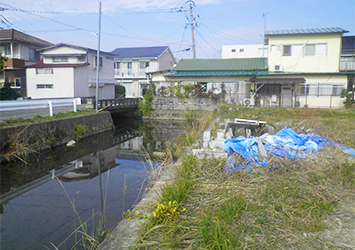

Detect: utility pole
[188, 0, 196, 59]
[95, 2, 102, 111]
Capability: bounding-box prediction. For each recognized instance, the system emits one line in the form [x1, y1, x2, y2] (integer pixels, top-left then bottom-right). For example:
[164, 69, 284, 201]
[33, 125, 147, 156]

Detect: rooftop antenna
[262, 12, 270, 57]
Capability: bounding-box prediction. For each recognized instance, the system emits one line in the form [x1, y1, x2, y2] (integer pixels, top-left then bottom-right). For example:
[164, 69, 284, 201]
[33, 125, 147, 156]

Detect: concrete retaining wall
[0, 112, 115, 161]
[151, 96, 220, 110]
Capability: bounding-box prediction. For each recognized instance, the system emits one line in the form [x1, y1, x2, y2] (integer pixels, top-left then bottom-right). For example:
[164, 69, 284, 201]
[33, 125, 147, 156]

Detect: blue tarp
[223, 127, 355, 171]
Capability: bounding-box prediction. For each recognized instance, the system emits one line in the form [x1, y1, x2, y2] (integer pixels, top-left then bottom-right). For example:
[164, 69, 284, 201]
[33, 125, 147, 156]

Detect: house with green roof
[162, 27, 355, 108]
[164, 58, 268, 104]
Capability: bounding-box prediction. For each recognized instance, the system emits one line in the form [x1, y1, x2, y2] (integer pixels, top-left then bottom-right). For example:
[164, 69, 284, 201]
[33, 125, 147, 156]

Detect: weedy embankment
[134, 106, 355, 249]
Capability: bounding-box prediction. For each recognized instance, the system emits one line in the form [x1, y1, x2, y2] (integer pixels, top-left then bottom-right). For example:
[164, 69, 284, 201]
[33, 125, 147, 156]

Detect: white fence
[0, 98, 81, 117]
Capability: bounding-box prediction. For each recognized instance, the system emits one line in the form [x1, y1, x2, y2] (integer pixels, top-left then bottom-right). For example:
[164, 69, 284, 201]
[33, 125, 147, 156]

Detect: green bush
[137, 92, 153, 116]
[115, 85, 126, 98]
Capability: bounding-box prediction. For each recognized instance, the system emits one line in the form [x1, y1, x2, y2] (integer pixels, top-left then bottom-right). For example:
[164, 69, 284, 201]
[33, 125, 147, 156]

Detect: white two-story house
[258, 27, 352, 108]
[0, 29, 53, 96]
[112, 46, 176, 97]
[26, 43, 116, 99]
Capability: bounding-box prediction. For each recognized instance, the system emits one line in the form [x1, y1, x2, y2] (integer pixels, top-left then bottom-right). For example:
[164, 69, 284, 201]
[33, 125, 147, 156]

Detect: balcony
[4, 58, 25, 69]
[114, 69, 147, 78]
[340, 56, 355, 71]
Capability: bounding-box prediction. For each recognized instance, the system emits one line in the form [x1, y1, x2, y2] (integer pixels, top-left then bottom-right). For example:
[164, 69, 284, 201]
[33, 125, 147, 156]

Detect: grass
[0, 108, 96, 128]
[133, 106, 355, 249]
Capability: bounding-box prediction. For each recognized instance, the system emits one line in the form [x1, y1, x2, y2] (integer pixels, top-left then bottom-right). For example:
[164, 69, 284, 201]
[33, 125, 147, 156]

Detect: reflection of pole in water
[97, 152, 105, 214]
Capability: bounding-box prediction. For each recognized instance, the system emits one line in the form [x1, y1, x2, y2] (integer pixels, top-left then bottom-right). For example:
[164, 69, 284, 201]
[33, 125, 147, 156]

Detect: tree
[0, 52, 8, 72]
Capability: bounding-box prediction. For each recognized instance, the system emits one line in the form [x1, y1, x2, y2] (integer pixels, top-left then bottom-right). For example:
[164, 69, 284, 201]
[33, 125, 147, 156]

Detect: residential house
[166, 27, 355, 108]
[111, 46, 176, 97]
[26, 43, 116, 99]
[262, 27, 353, 108]
[0, 29, 53, 96]
[222, 44, 268, 59]
[165, 58, 269, 104]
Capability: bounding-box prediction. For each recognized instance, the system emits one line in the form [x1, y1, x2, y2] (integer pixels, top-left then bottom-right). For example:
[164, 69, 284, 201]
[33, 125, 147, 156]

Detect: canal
[0, 117, 186, 249]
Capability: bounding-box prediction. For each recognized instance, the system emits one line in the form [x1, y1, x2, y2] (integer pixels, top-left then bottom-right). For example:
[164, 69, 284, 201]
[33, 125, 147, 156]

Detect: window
[231, 49, 236, 52]
[319, 83, 332, 96]
[94, 56, 103, 67]
[114, 62, 120, 69]
[36, 68, 53, 74]
[299, 83, 344, 96]
[77, 56, 86, 63]
[0, 45, 11, 56]
[140, 61, 149, 69]
[121, 62, 132, 76]
[305, 44, 316, 56]
[332, 84, 345, 96]
[53, 56, 68, 63]
[239, 49, 244, 52]
[316, 43, 327, 56]
[36, 84, 53, 89]
[282, 45, 292, 56]
[271, 45, 280, 52]
[299, 84, 318, 96]
[9, 78, 21, 88]
[305, 43, 327, 57]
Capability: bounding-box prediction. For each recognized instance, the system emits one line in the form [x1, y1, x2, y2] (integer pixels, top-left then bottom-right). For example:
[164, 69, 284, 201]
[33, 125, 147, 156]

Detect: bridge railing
[96, 98, 141, 111]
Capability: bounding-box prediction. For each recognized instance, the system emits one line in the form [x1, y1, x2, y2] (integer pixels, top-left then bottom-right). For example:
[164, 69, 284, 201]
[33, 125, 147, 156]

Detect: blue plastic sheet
[223, 127, 355, 172]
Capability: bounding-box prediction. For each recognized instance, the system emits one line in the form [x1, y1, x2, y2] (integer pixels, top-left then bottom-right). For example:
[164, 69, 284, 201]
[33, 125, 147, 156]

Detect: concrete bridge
[96, 98, 140, 112]
[96, 98, 141, 118]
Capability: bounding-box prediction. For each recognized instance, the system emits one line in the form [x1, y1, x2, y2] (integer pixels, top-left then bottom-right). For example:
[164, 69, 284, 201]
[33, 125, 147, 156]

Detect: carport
[249, 77, 306, 107]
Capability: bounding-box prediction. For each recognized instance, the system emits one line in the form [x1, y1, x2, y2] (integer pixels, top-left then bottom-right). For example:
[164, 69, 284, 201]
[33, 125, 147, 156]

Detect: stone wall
[151, 96, 220, 111]
[0, 112, 115, 161]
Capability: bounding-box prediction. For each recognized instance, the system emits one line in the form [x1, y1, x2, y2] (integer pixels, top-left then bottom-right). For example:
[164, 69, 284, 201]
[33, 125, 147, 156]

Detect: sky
[1, 0, 354, 60]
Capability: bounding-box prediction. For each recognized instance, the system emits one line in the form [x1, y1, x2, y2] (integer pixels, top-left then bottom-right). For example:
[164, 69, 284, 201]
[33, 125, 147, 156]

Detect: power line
[0, 3, 94, 33]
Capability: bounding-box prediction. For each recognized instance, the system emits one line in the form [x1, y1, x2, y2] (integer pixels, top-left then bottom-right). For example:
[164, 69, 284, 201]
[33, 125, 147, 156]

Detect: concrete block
[203, 131, 211, 142]
[210, 140, 224, 150]
[202, 142, 209, 149]
[216, 131, 225, 140]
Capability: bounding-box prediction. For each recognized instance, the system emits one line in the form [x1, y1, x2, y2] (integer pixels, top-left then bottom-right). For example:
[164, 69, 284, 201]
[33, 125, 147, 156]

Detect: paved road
[0, 105, 89, 121]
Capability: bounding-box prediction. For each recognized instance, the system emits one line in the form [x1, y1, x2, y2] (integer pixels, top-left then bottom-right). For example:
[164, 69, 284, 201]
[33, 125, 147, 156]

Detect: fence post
[48, 100, 53, 117]
[73, 99, 77, 112]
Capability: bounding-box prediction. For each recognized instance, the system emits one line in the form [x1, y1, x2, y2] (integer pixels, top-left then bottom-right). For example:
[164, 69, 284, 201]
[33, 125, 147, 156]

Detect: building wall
[27, 67, 74, 98]
[267, 33, 342, 73]
[157, 49, 176, 71]
[74, 66, 90, 97]
[295, 74, 347, 108]
[222, 44, 268, 59]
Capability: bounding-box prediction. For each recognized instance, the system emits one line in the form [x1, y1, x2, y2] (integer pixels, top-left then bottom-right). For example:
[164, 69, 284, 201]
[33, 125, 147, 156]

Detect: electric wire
[195, 29, 221, 55]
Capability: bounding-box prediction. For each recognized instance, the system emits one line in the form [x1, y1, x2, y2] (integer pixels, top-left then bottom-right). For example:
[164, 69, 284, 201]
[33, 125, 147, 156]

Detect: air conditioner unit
[243, 98, 254, 106]
[274, 65, 283, 71]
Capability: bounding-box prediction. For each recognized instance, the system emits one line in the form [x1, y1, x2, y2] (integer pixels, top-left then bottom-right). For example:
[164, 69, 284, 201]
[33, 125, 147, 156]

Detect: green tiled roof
[167, 70, 269, 77]
[265, 27, 348, 36]
[173, 58, 268, 71]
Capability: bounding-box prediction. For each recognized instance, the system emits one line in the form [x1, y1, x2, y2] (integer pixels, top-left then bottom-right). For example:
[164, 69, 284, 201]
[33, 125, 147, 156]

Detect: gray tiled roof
[265, 27, 348, 36]
[0, 29, 52, 47]
[111, 46, 169, 59]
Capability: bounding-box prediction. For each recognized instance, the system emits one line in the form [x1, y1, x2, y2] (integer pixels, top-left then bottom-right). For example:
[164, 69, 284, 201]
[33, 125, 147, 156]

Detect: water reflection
[0, 118, 186, 249]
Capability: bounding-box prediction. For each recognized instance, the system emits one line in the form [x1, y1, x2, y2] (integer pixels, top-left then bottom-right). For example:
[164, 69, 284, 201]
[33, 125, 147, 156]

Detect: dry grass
[134, 107, 355, 250]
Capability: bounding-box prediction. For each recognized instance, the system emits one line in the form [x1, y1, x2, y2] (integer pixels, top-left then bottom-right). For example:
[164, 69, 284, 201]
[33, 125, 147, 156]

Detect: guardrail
[96, 98, 140, 111]
[0, 98, 81, 117]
